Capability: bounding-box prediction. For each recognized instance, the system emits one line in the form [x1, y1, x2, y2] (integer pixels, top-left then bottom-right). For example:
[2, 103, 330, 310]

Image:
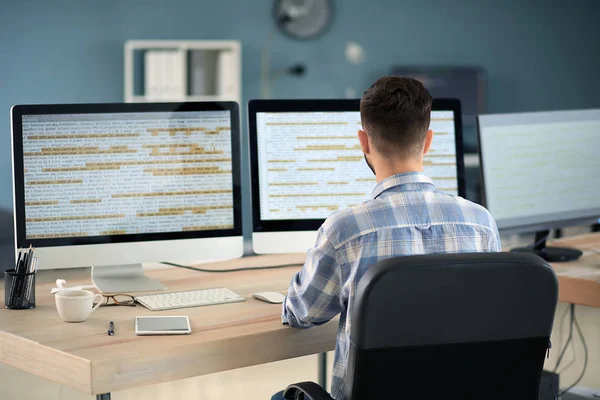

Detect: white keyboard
[135, 288, 245, 311]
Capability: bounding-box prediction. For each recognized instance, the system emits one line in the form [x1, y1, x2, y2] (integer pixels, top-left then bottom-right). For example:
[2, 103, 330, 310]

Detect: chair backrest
[345, 252, 558, 400]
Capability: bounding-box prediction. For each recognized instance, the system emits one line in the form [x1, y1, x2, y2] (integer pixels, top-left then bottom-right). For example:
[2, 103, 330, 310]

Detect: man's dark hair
[360, 76, 432, 157]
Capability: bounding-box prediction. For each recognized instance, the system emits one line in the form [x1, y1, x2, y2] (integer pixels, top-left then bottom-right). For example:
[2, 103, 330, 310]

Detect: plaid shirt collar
[371, 172, 436, 199]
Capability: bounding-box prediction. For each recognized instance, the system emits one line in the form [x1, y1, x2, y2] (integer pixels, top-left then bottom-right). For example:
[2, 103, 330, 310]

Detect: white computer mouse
[253, 291, 286, 304]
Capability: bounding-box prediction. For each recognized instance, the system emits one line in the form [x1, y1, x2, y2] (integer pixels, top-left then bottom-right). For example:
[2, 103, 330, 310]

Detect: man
[273, 77, 500, 400]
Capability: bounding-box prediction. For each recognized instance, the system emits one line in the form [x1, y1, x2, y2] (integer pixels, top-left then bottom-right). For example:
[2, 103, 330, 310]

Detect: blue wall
[1, 0, 599, 242]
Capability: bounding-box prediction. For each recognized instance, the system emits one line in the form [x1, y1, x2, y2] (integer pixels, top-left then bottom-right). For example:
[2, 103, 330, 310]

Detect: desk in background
[546, 233, 600, 308]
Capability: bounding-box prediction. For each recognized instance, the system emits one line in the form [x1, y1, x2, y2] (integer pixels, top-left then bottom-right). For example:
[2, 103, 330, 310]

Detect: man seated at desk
[273, 77, 501, 400]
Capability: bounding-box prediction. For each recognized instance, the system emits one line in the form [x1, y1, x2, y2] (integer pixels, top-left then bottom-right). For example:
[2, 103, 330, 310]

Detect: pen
[14, 248, 28, 305]
[108, 321, 114, 336]
[22, 257, 37, 308]
[27, 255, 36, 274]
[15, 247, 22, 270]
[26, 246, 34, 273]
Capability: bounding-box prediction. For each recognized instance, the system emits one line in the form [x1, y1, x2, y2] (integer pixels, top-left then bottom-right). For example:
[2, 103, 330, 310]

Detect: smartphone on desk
[134, 316, 191, 335]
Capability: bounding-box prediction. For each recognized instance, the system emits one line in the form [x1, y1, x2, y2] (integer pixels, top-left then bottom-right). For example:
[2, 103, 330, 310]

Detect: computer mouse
[253, 291, 286, 304]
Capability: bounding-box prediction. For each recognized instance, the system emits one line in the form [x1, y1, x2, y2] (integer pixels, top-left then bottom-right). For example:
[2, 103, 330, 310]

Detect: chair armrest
[283, 381, 334, 400]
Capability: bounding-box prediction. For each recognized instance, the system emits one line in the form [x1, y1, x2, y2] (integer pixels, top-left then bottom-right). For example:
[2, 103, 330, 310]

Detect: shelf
[125, 40, 240, 51]
[126, 95, 237, 103]
[124, 40, 241, 105]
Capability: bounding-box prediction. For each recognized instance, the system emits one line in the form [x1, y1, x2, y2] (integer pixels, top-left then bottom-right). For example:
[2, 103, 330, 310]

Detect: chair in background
[283, 252, 559, 400]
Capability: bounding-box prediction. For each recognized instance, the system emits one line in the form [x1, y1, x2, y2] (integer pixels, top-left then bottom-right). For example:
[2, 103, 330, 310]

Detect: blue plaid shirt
[282, 172, 501, 399]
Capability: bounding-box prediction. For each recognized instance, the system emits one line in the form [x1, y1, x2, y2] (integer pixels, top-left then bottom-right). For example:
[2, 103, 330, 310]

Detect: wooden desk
[0, 254, 338, 399]
[2, 233, 599, 398]
[547, 233, 600, 308]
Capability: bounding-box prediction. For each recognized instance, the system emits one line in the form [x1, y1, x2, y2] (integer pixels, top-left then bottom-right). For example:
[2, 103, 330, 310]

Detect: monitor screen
[12, 102, 242, 249]
[256, 110, 459, 221]
[249, 99, 465, 238]
[478, 109, 600, 232]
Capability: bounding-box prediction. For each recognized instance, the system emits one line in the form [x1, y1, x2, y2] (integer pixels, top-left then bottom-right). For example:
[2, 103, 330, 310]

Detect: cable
[556, 304, 570, 350]
[554, 305, 573, 373]
[559, 306, 588, 397]
[557, 304, 578, 375]
[160, 261, 303, 273]
[526, 231, 551, 249]
[557, 334, 577, 375]
[553, 304, 574, 373]
[580, 246, 600, 257]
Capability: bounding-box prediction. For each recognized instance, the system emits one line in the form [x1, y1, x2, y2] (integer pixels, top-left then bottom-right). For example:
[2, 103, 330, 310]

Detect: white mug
[55, 290, 103, 322]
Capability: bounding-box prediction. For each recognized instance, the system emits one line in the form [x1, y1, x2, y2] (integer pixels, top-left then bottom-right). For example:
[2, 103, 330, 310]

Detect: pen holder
[4, 269, 36, 309]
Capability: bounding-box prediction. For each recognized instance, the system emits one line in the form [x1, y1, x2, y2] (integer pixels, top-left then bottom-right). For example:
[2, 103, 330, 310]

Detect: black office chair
[283, 252, 558, 400]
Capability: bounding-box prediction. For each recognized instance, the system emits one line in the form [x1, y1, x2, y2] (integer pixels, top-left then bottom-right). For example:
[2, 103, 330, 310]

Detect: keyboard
[135, 288, 245, 311]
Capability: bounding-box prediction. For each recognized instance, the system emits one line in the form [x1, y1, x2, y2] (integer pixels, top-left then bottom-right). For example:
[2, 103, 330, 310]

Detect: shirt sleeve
[488, 214, 502, 252]
[281, 227, 345, 328]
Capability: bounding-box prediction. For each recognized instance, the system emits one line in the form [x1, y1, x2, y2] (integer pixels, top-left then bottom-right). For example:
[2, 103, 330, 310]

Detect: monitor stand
[510, 230, 582, 262]
[91, 264, 167, 293]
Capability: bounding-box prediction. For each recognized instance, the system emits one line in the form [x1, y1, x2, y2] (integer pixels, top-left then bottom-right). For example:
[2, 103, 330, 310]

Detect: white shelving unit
[124, 40, 241, 104]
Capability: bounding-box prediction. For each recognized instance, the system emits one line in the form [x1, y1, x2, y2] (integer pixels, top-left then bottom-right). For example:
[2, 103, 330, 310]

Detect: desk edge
[0, 331, 93, 394]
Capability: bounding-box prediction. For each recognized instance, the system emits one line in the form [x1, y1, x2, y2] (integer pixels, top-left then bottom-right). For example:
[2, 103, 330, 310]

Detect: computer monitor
[478, 108, 600, 262]
[11, 102, 243, 270]
[249, 99, 465, 254]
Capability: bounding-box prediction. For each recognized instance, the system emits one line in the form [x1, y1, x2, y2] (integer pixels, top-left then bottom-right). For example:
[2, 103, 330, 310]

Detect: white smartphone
[134, 316, 191, 335]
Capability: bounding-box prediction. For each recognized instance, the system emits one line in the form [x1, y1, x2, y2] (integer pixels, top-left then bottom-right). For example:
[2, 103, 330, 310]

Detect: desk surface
[0, 253, 337, 395]
[1, 233, 600, 395]
[547, 233, 600, 308]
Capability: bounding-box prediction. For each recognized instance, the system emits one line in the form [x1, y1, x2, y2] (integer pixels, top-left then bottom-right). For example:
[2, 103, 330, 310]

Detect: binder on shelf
[159, 50, 170, 99]
[170, 50, 186, 99]
[190, 50, 206, 96]
[144, 50, 159, 99]
[217, 50, 234, 99]
[147, 50, 184, 100]
[145, 50, 172, 100]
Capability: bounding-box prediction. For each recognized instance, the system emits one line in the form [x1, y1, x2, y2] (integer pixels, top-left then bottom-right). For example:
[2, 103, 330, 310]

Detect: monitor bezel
[11, 101, 243, 248]
[248, 98, 465, 233]
[477, 110, 600, 233]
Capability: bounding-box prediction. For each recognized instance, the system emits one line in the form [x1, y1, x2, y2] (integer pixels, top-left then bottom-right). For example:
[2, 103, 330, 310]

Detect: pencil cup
[4, 269, 36, 309]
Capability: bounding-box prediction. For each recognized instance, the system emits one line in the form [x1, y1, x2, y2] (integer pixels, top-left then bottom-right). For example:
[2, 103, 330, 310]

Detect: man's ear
[423, 129, 434, 154]
[358, 129, 370, 154]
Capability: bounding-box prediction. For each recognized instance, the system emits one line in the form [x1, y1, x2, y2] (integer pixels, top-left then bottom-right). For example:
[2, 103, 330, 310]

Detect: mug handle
[90, 294, 104, 313]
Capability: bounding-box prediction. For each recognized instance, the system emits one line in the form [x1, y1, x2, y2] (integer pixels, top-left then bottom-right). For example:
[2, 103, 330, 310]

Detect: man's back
[282, 172, 500, 399]
[277, 76, 502, 400]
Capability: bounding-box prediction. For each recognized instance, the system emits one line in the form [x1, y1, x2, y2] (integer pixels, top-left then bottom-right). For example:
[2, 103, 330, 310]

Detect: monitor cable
[558, 305, 588, 398]
[553, 305, 576, 375]
[580, 246, 600, 257]
[553, 304, 574, 374]
[526, 231, 551, 249]
[160, 261, 303, 273]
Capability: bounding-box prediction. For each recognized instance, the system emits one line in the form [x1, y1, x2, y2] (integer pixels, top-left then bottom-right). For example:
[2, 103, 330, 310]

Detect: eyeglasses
[100, 294, 136, 307]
